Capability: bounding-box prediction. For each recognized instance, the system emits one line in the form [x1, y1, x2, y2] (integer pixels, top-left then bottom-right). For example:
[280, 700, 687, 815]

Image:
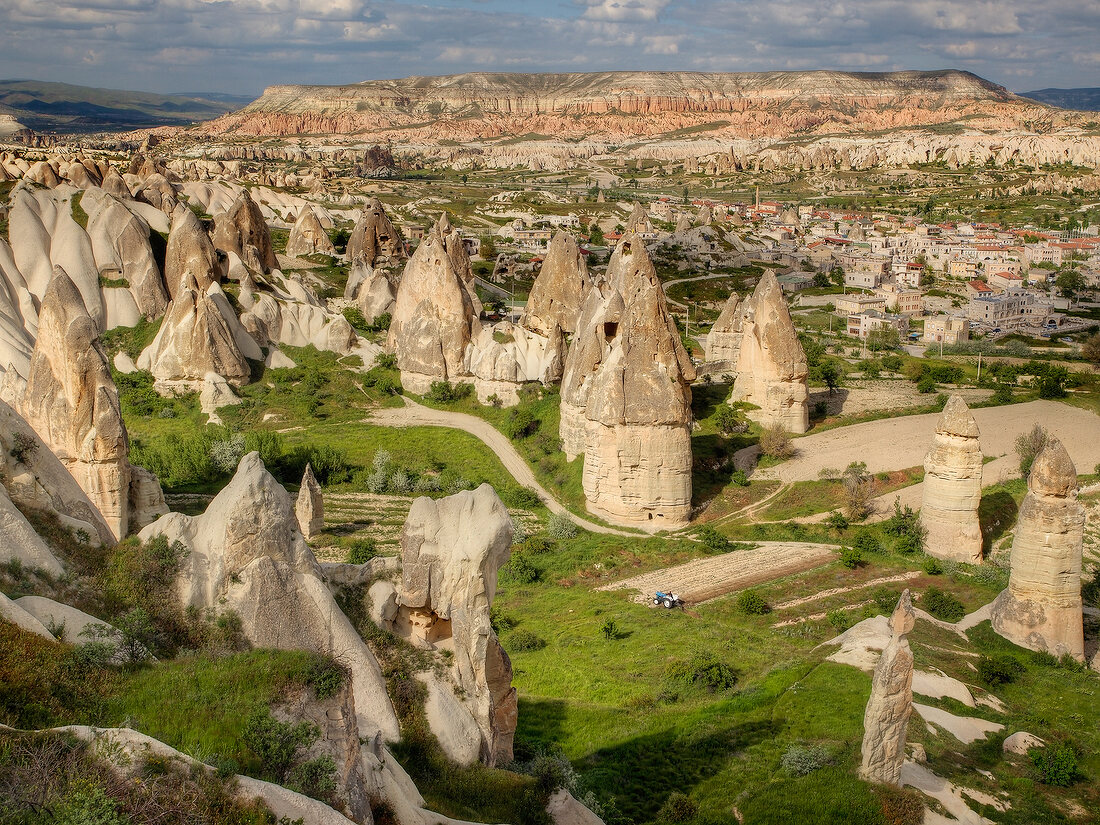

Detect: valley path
[367, 397, 642, 537]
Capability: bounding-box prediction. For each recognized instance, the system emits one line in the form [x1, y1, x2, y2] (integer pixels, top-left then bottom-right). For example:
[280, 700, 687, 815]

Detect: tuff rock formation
[387, 226, 478, 394]
[625, 202, 652, 234]
[164, 206, 222, 299]
[0, 481, 64, 577]
[140, 452, 400, 740]
[200, 371, 242, 424]
[465, 322, 565, 406]
[560, 234, 695, 525]
[0, 397, 115, 545]
[391, 484, 517, 766]
[346, 197, 405, 265]
[522, 230, 591, 335]
[921, 396, 984, 563]
[286, 206, 336, 258]
[345, 260, 396, 322]
[704, 291, 743, 366]
[436, 213, 482, 315]
[20, 266, 130, 538]
[991, 437, 1085, 661]
[295, 464, 324, 540]
[82, 189, 169, 320]
[729, 271, 809, 433]
[859, 590, 915, 786]
[212, 189, 277, 273]
[139, 276, 253, 386]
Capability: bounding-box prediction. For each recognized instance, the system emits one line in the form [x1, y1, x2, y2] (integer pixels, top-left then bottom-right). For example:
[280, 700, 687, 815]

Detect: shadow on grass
[979, 489, 1019, 555]
[577, 719, 778, 823]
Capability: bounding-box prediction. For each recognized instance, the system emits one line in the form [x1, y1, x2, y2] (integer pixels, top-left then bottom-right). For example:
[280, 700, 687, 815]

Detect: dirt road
[760, 400, 1100, 486]
[367, 397, 641, 537]
[598, 541, 839, 604]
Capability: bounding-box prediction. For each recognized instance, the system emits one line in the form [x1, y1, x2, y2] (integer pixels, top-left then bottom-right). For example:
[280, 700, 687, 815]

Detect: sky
[0, 0, 1098, 98]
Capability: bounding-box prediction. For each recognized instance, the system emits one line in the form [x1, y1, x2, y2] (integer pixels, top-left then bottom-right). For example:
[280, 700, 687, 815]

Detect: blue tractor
[653, 591, 685, 609]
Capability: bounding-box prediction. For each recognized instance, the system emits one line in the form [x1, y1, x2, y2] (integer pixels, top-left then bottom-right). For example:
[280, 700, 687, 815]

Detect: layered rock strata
[391, 484, 517, 766]
[859, 590, 915, 786]
[729, 271, 809, 433]
[991, 438, 1085, 661]
[560, 234, 695, 525]
[522, 230, 591, 335]
[921, 396, 984, 563]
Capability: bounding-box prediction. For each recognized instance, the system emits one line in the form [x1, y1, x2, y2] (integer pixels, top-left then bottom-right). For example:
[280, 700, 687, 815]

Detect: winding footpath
[366, 397, 642, 537]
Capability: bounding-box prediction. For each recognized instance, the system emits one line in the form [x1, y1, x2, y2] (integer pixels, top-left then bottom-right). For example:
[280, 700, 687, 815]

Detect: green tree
[1055, 269, 1086, 299]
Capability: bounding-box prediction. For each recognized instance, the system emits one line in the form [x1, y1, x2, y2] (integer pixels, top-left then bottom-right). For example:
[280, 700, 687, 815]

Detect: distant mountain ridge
[1019, 87, 1100, 112]
[0, 80, 252, 133]
[206, 68, 1069, 140]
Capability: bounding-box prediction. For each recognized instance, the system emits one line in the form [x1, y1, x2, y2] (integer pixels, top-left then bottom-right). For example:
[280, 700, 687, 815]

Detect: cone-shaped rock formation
[991, 437, 1085, 660]
[523, 230, 591, 336]
[921, 396, 983, 563]
[729, 271, 809, 433]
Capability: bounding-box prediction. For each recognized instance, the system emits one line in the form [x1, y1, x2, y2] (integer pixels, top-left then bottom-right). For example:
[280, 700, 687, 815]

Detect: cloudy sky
[1, 0, 1097, 97]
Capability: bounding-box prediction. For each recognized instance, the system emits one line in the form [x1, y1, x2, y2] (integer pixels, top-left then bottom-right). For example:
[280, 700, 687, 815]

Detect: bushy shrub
[210, 433, 246, 474]
[363, 366, 401, 395]
[852, 530, 881, 555]
[546, 511, 577, 540]
[1031, 741, 1079, 787]
[827, 609, 853, 633]
[374, 352, 397, 370]
[9, 430, 38, 464]
[780, 743, 832, 777]
[917, 375, 936, 394]
[656, 792, 698, 823]
[347, 538, 377, 565]
[730, 469, 749, 487]
[696, 526, 732, 552]
[521, 535, 556, 554]
[1015, 423, 1048, 478]
[875, 785, 925, 825]
[501, 486, 541, 509]
[503, 553, 540, 585]
[390, 468, 412, 494]
[714, 404, 748, 436]
[759, 425, 795, 459]
[507, 628, 546, 652]
[825, 511, 849, 532]
[242, 708, 321, 784]
[922, 556, 943, 575]
[666, 652, 737, 692]
[883, 497, 925, 553]
[504, 407, 537, 439]
[872, 587, 901, 614]
[736, 590, 769, 615]
[839, 546, 862, 569]
[426, 381, 472, 403]
[923, 587, 965, 623]
[976, 654, 1024, 687]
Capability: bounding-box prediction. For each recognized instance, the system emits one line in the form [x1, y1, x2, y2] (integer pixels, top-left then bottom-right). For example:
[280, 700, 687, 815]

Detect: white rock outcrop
[729, 271, 809, 433]
[921, 396, 984, 564]
[211, 189, 277, 273]
[387, 225, 478, 394]
[990, 437, 1085, 661]
[388, 484, 517, 766]
[140, 452, 401, 741]
[523, 231, 591, 335]
[20, 266, 130, 538]
[704, 291, 742, 366]
[346, 197, 405, 266]
[286, 206, 336, 258]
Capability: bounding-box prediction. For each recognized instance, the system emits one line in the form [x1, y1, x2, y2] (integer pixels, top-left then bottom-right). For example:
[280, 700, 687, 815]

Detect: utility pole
[976, 351, 982, 383]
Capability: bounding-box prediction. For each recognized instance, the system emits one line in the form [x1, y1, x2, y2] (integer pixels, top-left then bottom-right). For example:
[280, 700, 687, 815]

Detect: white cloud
[643, 35, 681, 55]
[580, 0, 669, 22]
